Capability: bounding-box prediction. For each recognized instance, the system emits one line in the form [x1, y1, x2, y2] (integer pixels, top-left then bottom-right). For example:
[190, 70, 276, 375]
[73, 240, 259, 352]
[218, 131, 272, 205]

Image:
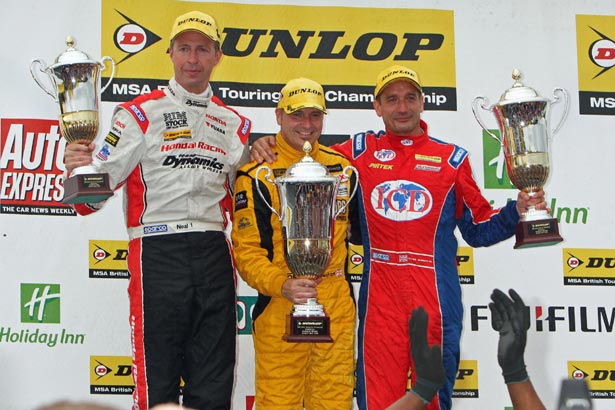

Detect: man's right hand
[281, 278, 320, 304]
[250, 135, 277, 164]
[64, 142, 95, 175]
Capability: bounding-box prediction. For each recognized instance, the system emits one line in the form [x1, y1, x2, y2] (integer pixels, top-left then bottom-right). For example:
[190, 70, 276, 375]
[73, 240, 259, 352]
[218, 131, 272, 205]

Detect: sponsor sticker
[89, 240, 130, 279]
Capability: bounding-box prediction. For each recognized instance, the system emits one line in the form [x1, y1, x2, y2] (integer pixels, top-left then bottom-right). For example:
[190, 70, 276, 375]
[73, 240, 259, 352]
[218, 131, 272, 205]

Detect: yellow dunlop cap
[374, 65, 422, 97]
[170, 11, 220, 43]
[278, 78, 327, 114]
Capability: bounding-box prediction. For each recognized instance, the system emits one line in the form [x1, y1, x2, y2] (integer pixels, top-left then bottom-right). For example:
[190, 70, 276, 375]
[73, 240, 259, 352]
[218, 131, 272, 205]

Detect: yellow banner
[568, 361, 615, 394]
[576, 15, 615, 115]
[89, 240, 129, 279]
[101, 0, 456, 110]
[563, 248, 615, 285]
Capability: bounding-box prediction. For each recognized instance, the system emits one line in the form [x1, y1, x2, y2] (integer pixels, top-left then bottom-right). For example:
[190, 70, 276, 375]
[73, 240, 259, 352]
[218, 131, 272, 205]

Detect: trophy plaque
[256, 141, 357, 342]
[30, 36, 115, 204]
[472, 69, 568, 249]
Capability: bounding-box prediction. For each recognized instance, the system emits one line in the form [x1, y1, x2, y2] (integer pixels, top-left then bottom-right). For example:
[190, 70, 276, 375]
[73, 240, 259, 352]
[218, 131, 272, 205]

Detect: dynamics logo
[113, 10, 161, 63]
[564, 248, 615, 286]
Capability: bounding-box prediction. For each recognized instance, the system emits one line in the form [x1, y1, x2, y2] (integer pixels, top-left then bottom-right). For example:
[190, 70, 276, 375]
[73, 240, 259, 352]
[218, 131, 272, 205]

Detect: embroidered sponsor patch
[235, 191, 248, 211]
[105, 133, 120, 147]
[415, 154, 442, 163]
[237, 217, 252, 229]
[95, 145, 111, 161]
[415, 164, 441, 172]
[163, 129, 193, 141]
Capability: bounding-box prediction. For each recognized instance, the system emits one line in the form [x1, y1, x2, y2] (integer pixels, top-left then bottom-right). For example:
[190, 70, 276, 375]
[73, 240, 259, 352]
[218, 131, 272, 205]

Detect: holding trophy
[256, 141, 357, 342]
[30, 36, 115, 204]
[472, 69, 568, 249]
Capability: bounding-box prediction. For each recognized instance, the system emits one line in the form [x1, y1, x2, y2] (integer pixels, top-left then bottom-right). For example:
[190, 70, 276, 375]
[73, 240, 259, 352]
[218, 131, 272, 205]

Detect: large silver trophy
[256, 141, 357, 343]
[30, 36, 115, 204]
[472, 69, 568, 249]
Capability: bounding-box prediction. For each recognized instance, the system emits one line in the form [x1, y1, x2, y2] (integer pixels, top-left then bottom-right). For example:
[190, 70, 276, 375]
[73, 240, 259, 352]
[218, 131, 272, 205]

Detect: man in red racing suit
[332, 66, 546, 410]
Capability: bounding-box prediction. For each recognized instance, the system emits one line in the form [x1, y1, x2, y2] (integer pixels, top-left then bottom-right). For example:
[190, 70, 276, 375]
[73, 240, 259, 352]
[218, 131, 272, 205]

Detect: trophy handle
[255, 165, 281, 219]
[99, 56, 116, 94]
[549, 87, 569, 138]
[29, 59, 57, 101]
[334, 165, 359, 218]
[471, 96, 501, 144]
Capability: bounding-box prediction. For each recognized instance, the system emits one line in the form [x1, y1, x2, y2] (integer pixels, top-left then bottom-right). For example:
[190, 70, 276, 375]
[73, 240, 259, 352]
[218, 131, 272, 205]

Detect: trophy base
[514, 217, 563, 249]
[283, 314, 333, 343]
[63, 173, 113, 204]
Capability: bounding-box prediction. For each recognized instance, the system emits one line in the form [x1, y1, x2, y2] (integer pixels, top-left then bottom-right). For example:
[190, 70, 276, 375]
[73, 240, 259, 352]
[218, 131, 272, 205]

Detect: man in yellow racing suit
[231, 77, 358, 410]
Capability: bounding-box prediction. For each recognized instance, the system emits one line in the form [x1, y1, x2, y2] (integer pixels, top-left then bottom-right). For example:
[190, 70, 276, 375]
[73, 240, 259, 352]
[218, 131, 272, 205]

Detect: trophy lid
[51, 36, 98, 67]
[284, 141, 332, 179]
[498, 69, 547, 104]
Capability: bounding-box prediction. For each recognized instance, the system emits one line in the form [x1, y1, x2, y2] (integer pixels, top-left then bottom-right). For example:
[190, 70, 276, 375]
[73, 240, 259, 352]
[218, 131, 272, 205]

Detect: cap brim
[376, 77, 422, 97]
[283, 104, 327, 114]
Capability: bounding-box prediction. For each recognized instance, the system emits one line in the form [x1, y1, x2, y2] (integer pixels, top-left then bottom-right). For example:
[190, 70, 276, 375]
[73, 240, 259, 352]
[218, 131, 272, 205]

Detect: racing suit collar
[385, 119, 429, 148]
[275, 131, 321, 160]
[167, 77, 212, 110]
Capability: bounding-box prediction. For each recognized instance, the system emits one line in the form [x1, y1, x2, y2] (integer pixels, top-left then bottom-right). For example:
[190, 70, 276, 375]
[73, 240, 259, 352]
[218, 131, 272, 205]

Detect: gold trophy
[255, 142, 357, 342]
[472, 69, 568, 249]
[30, 36, 115, 204]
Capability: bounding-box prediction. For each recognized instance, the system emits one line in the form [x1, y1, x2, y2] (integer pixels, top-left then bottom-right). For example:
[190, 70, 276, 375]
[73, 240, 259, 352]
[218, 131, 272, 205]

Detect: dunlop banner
[101, 0, 456, 110]
[576, 15, 615, 115]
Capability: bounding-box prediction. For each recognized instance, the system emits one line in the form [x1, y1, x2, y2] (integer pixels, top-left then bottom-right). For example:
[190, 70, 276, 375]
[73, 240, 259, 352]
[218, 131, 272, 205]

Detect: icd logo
[371, 180, 432, 221]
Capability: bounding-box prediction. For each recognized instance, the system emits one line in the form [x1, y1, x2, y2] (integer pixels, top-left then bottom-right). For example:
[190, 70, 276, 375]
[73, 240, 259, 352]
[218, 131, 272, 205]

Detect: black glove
[489, 288, 531, 384]
[409, 306, 446, 404]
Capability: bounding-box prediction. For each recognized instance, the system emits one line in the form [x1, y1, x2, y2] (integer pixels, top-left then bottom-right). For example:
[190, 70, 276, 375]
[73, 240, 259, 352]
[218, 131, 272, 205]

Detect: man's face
[373, 80, 424, 137]
[276, 108, 325, 152]
[169, 31, 222, 94]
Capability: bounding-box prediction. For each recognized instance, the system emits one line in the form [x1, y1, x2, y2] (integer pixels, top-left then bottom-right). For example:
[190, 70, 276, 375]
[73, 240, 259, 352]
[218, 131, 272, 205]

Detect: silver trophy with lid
[30, 36, 115, 204]
[256, 141, 357, 342]
[472, 69, 567, 249]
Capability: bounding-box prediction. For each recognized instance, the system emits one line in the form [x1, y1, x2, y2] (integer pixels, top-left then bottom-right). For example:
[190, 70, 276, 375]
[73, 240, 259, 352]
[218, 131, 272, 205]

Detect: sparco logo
[112, 11, 161, 63]
[163, 154, 225, 172]
[470, 304, 615, 332]
[371, 180, 432, 221]
[143, 225, 168, 235]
